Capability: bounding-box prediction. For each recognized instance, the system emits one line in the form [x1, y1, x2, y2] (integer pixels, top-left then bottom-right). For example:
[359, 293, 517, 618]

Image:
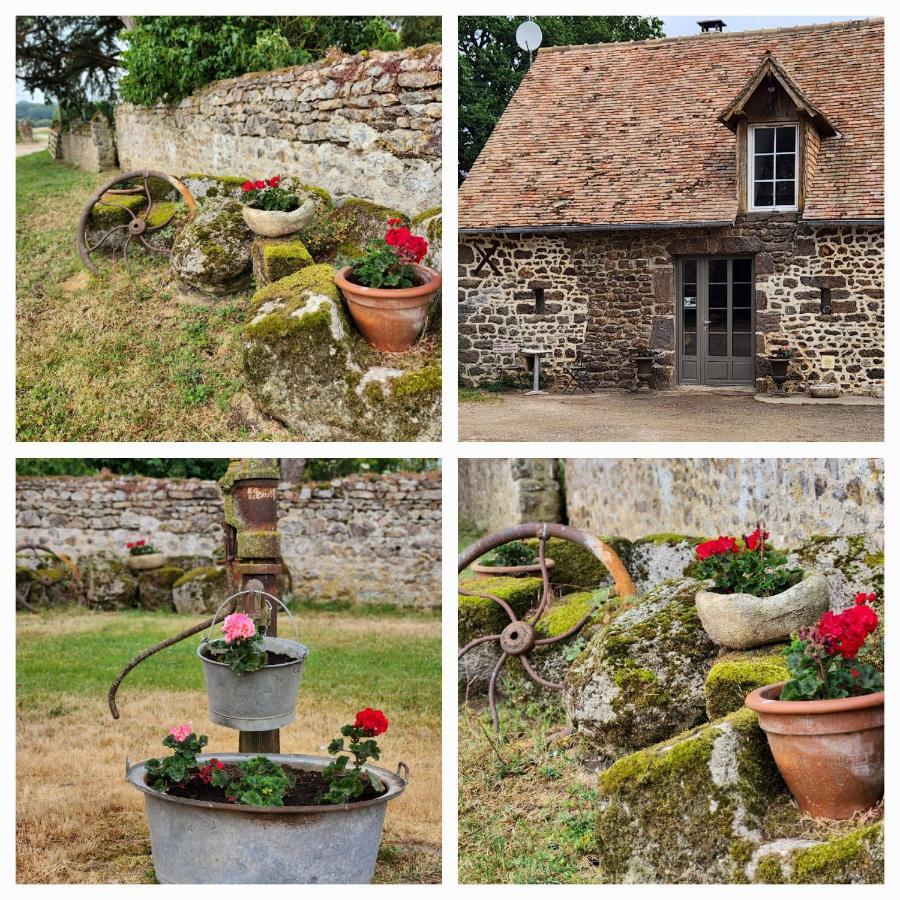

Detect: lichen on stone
[172, 565, 229, 615]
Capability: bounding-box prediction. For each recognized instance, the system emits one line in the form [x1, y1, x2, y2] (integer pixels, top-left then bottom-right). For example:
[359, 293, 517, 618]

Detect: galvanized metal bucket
[126, 753, 409, 883]
[199, 591, 309, 731]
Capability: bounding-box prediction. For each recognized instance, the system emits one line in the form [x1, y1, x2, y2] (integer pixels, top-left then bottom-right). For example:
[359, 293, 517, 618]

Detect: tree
[458, 16, 664, 182]
[16, 16, 124, 121]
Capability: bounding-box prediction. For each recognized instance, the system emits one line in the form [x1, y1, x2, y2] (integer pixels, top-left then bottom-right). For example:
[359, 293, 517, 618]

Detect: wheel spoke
[458, 633, 501, 660]
[520, 654, 563, 691]
[85, 223, 128, 254]
[487, 652, 508, 732]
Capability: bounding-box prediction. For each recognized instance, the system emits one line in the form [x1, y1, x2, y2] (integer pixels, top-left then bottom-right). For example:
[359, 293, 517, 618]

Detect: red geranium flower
[354, 707, 389, 736]
[267, 176, 280, 187]
[744, 527, 769, 551]
[253, 180, 265, 190]
[385, 225, 412, 247]
[696, 536, 739, 560]
[387, 217, 404, 226]
[241, 181, 254, 192]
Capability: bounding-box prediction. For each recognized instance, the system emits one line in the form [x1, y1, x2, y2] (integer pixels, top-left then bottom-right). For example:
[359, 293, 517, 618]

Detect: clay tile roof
[458, 18, 883, 230]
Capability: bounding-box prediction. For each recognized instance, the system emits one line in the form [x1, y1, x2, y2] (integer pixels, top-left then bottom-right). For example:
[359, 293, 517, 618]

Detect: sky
[661, 15, 864, 37]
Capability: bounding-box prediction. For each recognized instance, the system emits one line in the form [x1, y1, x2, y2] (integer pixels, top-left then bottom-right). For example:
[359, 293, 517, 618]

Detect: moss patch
[89, 192, 147, 227]
[705, 649, 789, 720]
[262, 238, 314, 282]
[524, 537, 627, 594]
[145, 201, 181, 228]
[458, 576, 543, 645]
[784, 823, 883, 884]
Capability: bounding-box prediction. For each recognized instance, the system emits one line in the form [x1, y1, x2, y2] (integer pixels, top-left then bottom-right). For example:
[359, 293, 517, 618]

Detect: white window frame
[748, 123, 799, 212]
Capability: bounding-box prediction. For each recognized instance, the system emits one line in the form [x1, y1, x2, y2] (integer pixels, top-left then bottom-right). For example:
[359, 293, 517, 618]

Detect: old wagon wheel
[15, 543, 85, 610]
[77, 169, 197, 275]
[458, 522, 636, 732]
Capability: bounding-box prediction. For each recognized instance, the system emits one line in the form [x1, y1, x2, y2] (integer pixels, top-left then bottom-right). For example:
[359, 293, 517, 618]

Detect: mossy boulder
[523, 536, 630, 594]
[251, 237, 314, 286]
[595, 708, 784, 883]
[300, 197, 408, 264]
[749, 822, 884, 884]
[80, 553, 139, 610]
[172, 565, 229, 615]
[136, 565, 184, 611]
[412, 207, 442, 271]
[170, 197, 253, 294]
[88, 192, 147, 228]
[243, 264, 440, 440]
[179, 174, 250, 201]
[458, 575, 543, 689]
[629, 534, 704, 593]
[16, 566, 79, 607]
[786, 534, 883, 668]
[705, 649, 789, 720]
[565, 577, 718, 762]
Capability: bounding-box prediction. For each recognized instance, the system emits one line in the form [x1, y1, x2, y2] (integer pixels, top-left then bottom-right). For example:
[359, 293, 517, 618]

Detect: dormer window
[749, 124, 798, 210]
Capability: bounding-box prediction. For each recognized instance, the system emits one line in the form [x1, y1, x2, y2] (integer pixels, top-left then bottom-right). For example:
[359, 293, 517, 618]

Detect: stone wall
[114, 45, 441, 216]
[16, 471, 442, 607]
[458, 458, 561, 533]
[59, 114, 117, 171]
[458, 216, 884, 395]
[565, 458, 883, 546]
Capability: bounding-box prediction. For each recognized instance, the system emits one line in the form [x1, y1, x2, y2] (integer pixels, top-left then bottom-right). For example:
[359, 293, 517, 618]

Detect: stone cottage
[458, 19, 884, 394]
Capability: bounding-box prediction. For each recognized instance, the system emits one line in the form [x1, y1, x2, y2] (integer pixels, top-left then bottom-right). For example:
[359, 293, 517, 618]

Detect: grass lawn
[17, 608, 441, 883]
[16, 153, 286, 441]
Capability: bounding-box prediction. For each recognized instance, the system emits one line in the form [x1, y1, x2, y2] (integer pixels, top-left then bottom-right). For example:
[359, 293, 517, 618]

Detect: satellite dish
[516, 20, 543, 54]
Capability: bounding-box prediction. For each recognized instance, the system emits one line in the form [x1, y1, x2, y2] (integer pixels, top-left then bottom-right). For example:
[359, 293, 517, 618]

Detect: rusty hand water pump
[458, 522, 636, 732]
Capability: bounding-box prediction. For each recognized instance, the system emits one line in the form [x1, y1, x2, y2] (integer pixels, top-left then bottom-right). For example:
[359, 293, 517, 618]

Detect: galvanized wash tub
[127, 753, 408, 883]
[199, 590, 309, 731]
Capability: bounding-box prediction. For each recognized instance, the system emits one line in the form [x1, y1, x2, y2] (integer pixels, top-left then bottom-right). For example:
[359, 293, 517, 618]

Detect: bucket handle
[395, 761, 410, 783]
[203, 589, 300, 644]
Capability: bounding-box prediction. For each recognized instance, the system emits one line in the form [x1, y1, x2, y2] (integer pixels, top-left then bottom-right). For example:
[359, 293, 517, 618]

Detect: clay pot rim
[471, 559, 555, 576]
[746, 681, 885, 716]
[335, 264, 441, 300]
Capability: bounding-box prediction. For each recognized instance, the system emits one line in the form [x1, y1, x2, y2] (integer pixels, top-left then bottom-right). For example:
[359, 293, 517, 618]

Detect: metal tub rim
[126, 752, 407, 815]
[197, 636, 309, 669]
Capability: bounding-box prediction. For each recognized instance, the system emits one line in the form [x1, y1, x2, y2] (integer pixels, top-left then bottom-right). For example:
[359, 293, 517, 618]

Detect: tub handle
[125, 755, 132, 775]
[204, 588, 300, 644]
[396, 761, 410, 782]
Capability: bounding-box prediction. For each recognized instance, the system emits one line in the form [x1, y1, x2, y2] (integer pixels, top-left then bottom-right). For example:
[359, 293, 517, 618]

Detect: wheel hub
[499, 620, 535, 655]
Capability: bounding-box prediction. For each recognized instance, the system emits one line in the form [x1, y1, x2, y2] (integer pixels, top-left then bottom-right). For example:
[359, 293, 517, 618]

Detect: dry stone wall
[565, 458, 883, 546]
[59, 114, 118, 172]
[16, 471, 442, 607]
[458, 215, 883, 395]
[114, 45, 441, 216]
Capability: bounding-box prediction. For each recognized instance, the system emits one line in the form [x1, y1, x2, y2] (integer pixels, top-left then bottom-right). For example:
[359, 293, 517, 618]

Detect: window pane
[709, 284, 727, 310]
[776, 127, 796, 151]
[776, 180, 795, 206]
[754, 128, 774, 153]
[684, 332, 697, 355]
[683, 308, 696, 331]
[709, 307, 727, 330]
[733, 259, 752, 283]
[709, 259, 728, 284]
[733, 282, 752, 307]
[754, 181, 774, 207]
[755, 155, 774, 179]
[708, 333, 727, 356]
[733, 307, 751, 329]
[732, 332, 752, 357]
[776, 153, 795, 179]
[683, 259, 697, 283]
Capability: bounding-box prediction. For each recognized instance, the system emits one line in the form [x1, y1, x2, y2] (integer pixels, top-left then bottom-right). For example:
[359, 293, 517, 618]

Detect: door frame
[675, 255, 757, 386]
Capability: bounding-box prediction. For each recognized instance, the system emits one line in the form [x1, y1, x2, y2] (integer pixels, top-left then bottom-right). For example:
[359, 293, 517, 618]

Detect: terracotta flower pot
[127, 552, 165, 571]
[241, 200, 316, 237]
[335, 265, 440, 353]
[471, 559, 555, 579]
[745, 682, 884, 819]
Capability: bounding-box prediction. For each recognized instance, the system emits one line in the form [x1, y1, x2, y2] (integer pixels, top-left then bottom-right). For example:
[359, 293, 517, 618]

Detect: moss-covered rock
[80, 554, 139, 610]
[136, 565, 184, 611]
[88, 192, 147, 228]
[523, 537, 629, 594]
[180, 173, 250, 201]
[16, 566, 79, 607]
[300, 197, 409, 263]
[705, 649, 789, 720]
[243, 263, 441, 440]
[251, 237, 314, 286]
[565, 578, 718, 762]
[595, 708, 784, 883]
[629, 533, 704, 593]
[170, 197, 253, 294]
[411, 207, 442, 271]
[172, 565, 229, 615]
[787, 534, 883, 668]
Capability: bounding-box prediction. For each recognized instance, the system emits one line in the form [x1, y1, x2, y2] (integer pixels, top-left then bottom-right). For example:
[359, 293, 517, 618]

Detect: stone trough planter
[695, 572, 828, 649]
[126, 753, 408, 883]
[126, 553, 166, 571]
[242, 200, 316, 237]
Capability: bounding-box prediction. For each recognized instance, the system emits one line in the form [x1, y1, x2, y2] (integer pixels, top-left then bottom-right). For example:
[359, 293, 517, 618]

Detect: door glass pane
[683, 259, 697, 283]
[733, 306, 751, 329]
[732, 332, 751, 357]
[684, 332, 697, 355]
[733, 259, 752, 283]
[709, 307, 727, 329]
[732, 282, 752, 307]
[708, 333, 727, 356]
[708, 282, 727, 307]
[776, 180, 795, 206]
[683, 308, 697, 331]
[754, 181, 774, 207]
[709, 259, 727, 284]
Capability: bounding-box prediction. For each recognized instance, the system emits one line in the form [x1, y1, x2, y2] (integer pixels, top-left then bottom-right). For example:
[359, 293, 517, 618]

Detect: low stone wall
[114, 45, 441, 216]
[458, 458, 561, 533]
[565, 457, 883, 546]
[59, 114, 117, 171]
[16, 471, 442, 607]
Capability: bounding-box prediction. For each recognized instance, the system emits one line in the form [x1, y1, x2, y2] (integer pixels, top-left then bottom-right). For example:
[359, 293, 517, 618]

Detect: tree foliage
[458, 16, 664, 182]
[15, 16, 123, 121]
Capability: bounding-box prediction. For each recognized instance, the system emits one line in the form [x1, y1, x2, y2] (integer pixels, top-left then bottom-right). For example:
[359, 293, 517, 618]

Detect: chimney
[697, 19, 727, 33]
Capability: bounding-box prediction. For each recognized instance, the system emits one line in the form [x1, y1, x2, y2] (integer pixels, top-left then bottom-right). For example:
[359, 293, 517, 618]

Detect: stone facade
[565, 458, 883, 546]
[16, 471, 442, 608]
[458, 458, 561, 533]
[458, 215, 883, 395]
[59, 113, 118, 172]
[114, 45, 441, 216]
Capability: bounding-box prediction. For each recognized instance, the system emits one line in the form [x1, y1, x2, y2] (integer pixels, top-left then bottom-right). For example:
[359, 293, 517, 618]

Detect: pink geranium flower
[222, 612, 256, 644]
[169, 723, 193, 743]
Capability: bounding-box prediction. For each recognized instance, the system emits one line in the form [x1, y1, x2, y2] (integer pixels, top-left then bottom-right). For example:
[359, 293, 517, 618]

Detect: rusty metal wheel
[458, 522, 636, 732]
[76, 169, 197, 275]
[15, 543, 85, 610]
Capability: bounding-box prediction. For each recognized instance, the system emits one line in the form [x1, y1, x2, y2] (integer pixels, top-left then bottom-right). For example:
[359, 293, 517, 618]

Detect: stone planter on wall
[695, 572, 829, 649]
[242, 201, 316, 238]
[126, 552, 166, 571]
